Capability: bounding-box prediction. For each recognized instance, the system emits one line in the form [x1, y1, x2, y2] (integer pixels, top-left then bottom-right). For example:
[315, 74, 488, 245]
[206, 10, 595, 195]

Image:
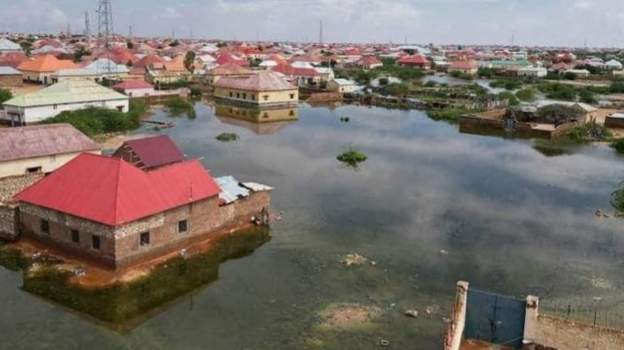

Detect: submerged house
[112, 135, 185, 170]
[14, 153, 272, 269]
[214, 71, 298, 107]
[1, 79, 129, 125]
[0, 124, 100, 178]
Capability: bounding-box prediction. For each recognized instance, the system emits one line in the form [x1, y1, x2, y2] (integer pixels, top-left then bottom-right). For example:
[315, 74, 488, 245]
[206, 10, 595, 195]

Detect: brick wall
[0, 75, 22, 87]
[0, 205, 17, 240]
[17, 191, 271, 269]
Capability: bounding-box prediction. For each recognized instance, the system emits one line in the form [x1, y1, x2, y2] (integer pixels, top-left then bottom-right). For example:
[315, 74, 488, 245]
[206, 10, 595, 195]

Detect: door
[464, 289, 526, 348]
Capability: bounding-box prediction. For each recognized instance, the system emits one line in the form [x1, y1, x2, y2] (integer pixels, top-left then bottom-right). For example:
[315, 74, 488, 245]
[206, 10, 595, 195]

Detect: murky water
[2, 102, 624, 349]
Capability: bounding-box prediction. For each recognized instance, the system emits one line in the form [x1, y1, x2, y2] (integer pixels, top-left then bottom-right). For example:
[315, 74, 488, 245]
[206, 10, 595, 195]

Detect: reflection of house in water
[215, 103, 298, 135]
[12, 227, 271, 330]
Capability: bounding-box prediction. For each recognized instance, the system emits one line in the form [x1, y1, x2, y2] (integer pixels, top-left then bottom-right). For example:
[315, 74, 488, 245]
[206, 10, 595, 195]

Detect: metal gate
[464, 289, 526, 348]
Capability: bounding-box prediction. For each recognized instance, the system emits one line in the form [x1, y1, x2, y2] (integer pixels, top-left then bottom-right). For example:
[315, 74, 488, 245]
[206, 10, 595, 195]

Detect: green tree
[184, 51, 196, 74]
[516, 88, 537, 102]
[579, 89, 597, 104]
[536, 104, 585, 126]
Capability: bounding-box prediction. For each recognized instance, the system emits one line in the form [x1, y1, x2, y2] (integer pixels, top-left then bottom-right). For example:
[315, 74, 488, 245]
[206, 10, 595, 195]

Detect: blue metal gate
[464, 289, 526, 348]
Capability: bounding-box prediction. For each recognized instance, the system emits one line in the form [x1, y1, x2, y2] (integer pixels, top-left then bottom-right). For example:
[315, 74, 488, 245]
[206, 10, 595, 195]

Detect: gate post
[522, 295, 540, 348]
[445, 281, 469, 350]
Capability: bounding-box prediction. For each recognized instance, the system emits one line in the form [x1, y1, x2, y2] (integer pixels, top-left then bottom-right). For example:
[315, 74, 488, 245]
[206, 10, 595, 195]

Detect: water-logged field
[2, 102, 624, 349]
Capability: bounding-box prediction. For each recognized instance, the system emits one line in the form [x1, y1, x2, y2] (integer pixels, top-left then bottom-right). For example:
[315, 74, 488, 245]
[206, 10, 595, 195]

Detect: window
[140, 232, 150, 246]
[229, 92, 233, 97]
[290, 93, 295, 99]
[251, 94, 255, 100]
[263, 112, 269, 119]
[27, 166, 42, 174]
[53, 104, 57, 110]
[236, 93, 240, 98]
[71, 229, 80, 243]
[178, 220, 188, 233]
[242, 93, 247, 99]
[116, 106, 124, 112]
[92, 235, 101, 250]
[263, 95, 269, 101]
[40, 220, 49, 234]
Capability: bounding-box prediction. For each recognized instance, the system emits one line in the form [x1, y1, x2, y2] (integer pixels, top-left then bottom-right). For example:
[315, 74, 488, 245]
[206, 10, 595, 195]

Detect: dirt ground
[318, 303, 382, 329]
[6, 223, 259, 288]
[460, 339, 514, 350]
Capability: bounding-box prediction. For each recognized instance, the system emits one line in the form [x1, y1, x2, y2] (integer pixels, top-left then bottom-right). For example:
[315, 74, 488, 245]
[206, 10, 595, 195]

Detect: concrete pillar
[523, 295, 540, 348]
[446, 281, 469, 350]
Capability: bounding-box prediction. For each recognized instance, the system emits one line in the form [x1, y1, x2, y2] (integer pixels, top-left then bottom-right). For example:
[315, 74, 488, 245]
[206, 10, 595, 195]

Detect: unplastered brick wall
[0, 205, 16, 239]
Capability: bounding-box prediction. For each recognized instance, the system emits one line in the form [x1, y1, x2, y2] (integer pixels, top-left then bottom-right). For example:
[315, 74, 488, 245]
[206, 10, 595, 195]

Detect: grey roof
[56, 58, 129, 77]
[216, 176, 250, 204]
[0, 124, 100, 162]
[0, 66, 21, 75]
[0, 38, 21, 52]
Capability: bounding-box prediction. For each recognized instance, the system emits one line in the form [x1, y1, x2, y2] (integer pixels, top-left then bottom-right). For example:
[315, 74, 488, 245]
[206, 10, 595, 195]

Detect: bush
[43, 101, 146, 136]
[568, 121, 612, 142]
[490, 79, 522, 90]
[337, 148, 368, 167]
[516, 88, 537, 102]
[538, 83, 577, 101]
[426, 107, 472, 123]
[0, 88, 12, 104]
[381, 83, 410, 97]
[216, 133, 239, 142]
[609, 81, 624, 93]
[450, 71, 474, 80]
[611, 183, 624, 212]
[611, 139, 624, 154]
[563, 72, 577, 80]
[424, 80, 438, 88]
[498, 91, 519, 106]
[477, 67, 496, 79]
[579, 89, 597, 104]
[165, 97, 195, 118]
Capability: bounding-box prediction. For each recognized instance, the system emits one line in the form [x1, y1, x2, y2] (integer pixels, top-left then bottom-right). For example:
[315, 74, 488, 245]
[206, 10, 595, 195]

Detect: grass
[42, 100, 147, 137]
[216, 132, 239, 142]
[337, 148, 368, 168]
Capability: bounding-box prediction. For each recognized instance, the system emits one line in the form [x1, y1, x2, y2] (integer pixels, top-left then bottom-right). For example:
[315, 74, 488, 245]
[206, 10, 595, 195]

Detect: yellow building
[213, 71, 298, 107]
[215, 103, 298, 135]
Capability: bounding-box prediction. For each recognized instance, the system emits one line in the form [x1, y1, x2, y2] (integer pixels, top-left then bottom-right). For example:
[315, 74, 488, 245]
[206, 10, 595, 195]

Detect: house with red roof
[14, 152, 273, 269]
[448, 60, 479, 76]
[356, 55, 383, 70]
[112, 80, 156, 98]
[216, 52, 249, 67]
[397, 54, 431, 70]
[271, 62, 321, 88]
[112, 135, 184, 170]
[17, 54, 77, 85]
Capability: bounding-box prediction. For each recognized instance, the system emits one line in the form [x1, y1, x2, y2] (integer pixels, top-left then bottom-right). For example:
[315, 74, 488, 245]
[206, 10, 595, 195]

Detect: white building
[328, 78, 358, 93]
[517, 66, 548, 78]
[1, 79, 129, 125]
[0, 38, 22, 53]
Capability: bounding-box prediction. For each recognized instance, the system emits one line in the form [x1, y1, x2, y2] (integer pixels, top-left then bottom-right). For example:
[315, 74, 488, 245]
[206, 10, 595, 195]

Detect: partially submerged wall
[523, 296, 624, 350]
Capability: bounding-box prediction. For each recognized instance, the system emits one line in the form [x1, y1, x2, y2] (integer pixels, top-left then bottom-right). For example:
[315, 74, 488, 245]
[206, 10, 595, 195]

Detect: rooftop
[117, 135, 185, 169]
[3, 79, 128, 107]
[0, 124, 99, 162]
[215, 71, 296, 91]
[15, 153, 221, 226]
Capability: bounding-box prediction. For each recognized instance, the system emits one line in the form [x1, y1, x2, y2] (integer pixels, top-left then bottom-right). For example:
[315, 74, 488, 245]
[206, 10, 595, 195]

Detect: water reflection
[6, 227, 270, 331]
[214, 103, 298, 135]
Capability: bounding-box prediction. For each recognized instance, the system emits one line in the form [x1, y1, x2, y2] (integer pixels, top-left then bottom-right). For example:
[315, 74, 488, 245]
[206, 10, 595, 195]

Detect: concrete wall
[2, 99, 129, 124]
[0, 151, 100, 178]
[523, 296, 624, 350]
[18, 191, 271, 269]
[214, 86, 299, 107]
[0, 75, 22, 87]
[0, 205, 17, 240]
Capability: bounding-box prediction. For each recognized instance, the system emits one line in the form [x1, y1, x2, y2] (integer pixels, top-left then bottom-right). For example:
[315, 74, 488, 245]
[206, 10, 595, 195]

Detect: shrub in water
[216, 133, 239, 142]
[337, 148, 368, 167]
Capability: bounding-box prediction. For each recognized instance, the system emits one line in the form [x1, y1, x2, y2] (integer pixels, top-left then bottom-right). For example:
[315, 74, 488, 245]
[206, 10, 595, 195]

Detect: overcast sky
[1, 0, 623, 47]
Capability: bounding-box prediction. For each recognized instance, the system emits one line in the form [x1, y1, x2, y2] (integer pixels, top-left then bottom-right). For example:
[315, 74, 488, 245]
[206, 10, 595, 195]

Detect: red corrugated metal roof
[113, 80, 154, 90]
[120, 135, 184, 169]
[15, 153, 220, 226]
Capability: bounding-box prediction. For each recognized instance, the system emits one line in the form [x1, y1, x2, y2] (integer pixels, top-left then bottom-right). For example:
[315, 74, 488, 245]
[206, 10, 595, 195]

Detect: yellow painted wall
[214, 87, 298, 106]
[0, 151, 101, 178]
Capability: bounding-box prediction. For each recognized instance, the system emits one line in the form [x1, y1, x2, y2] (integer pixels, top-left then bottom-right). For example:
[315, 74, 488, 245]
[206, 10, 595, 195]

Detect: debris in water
[342, 253, 368, 267]
[439, 249, 449, 255]
[595, 209, 610, 218]
[404, 309, 419, 318]
[379, 339, 390, 347]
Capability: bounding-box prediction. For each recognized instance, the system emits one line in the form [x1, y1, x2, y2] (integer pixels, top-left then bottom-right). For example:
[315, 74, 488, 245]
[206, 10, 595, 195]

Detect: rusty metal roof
[0, 124, 100, 162]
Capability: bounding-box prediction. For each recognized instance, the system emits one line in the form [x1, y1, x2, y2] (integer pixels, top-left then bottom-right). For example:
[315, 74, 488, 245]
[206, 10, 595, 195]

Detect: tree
[579, 89, 597, 104]
[184, 51, 196, 74]
[516, 88, 537, 102]
[536, 104, 585, 126]
[73, 46, 91, 62]
[0, 88, 12, 104]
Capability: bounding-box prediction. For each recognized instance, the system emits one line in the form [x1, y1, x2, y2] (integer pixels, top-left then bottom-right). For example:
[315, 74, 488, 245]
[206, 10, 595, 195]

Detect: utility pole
[511, 30, 515, 47]
[319, 20, 323, 45]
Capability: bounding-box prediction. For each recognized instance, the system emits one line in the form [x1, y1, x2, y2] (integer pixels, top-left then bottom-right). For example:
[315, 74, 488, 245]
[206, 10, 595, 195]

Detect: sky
[0, 0, 623, 47]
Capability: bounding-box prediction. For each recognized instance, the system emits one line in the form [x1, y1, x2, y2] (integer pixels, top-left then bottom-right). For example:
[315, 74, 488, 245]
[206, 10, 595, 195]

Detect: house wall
[0, 205, 17, 240]
[0, 75, 22, 87]
[0, 151, 100, 178]
[17, 191, 271, 269]
[21, 70, 55, 85]
[124, 88, 156, 98]
[2, 98, 129, 123]
[523, 296, 624, 350]
[214, 86, 298, 106]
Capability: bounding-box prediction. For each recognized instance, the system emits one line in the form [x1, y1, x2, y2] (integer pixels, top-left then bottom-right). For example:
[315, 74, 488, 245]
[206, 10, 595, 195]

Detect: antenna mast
[97, 0, 114, 74]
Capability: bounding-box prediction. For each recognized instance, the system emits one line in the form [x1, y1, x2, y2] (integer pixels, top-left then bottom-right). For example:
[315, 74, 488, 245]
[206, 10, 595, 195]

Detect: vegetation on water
[2, 228, 270, 325]
[611, 183, 624, 213]
[335, 62, 425, 86]
[380, 83, 410, 97]
[427, 107, 476, 124]
[498, 91, 519, 106]
[449, 71, 474, 80]
[337, 148, 368, 167]
[610, 139, 624, 154]
[165, 97, 196, 118]
[568, 121, 612, 142]
[536, 104, 585, 126]
[0, 88, 12, 104]
[490, 79, 522, 91]
[42, 100, 148, 136]
[0, 246, 30, 271]
[216, 132, 239, 142]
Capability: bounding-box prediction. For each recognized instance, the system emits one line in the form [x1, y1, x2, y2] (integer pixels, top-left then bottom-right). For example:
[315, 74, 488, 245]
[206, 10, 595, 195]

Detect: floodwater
[2, 101, 624, 349]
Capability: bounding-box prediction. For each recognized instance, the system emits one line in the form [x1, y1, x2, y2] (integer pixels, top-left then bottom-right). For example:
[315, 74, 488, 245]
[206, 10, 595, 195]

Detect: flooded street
[2, 102, 624, 349]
